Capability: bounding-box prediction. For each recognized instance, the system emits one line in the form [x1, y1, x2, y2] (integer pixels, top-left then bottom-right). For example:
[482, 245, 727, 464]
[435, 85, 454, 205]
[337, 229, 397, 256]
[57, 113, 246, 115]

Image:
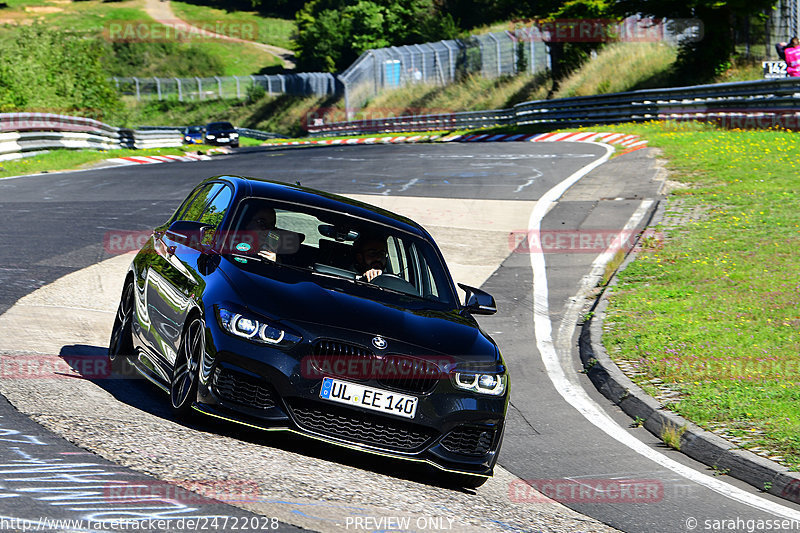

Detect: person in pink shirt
[784, 37, 800, 76]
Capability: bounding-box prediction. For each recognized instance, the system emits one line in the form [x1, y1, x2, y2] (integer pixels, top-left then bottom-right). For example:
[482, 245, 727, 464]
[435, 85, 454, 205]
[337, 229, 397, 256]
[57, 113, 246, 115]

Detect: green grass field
[0, 0, 287, 76]
[0, 147, 189, 179]
[597, 122, 800, 468]
[170, 1, 295, 50]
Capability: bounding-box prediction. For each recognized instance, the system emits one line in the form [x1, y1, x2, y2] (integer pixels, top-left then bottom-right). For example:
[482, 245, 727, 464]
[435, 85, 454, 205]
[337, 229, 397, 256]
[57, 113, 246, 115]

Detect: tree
[612, 0, 777, 80]
[294, 0, 459, 72]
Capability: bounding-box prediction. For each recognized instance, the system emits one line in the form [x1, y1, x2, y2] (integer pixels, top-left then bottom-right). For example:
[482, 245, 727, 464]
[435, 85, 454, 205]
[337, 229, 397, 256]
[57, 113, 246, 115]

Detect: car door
[145, 183, 233, 379]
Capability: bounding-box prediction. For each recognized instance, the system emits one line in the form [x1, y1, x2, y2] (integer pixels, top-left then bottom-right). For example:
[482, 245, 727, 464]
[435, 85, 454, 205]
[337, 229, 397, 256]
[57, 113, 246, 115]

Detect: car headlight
[207, 134, 216, 139]
[453, 372, 507, 396]
[231, 132, 239, 138]
[217, 307, 301, 346]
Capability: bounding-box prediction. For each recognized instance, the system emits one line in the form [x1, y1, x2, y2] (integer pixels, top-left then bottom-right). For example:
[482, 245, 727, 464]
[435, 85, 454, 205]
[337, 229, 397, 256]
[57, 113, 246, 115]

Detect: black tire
[170, 316, 204, 416]
[108, 282, 134, 374]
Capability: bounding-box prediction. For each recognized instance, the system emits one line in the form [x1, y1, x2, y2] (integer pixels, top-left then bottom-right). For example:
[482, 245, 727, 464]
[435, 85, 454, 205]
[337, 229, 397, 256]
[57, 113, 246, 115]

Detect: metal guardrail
[236, 128, 286, 140]
[308, 78, 800, 136]
[127, 129, 183, 149]
[0, 114, 284, 161]
[0, 113, 189, 162]
[0, 131, 120, 160]
[308, 109, 515, 136]
[136, 125, 285, 141]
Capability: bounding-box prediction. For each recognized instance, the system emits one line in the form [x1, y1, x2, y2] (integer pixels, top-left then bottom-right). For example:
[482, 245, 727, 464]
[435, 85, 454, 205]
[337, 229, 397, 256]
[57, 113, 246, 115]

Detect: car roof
[206, 175, 429, 238]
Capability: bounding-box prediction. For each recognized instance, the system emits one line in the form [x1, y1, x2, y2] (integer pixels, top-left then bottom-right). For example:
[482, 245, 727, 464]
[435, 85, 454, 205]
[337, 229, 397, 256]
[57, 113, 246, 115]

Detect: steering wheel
[371, 273, 419, 295]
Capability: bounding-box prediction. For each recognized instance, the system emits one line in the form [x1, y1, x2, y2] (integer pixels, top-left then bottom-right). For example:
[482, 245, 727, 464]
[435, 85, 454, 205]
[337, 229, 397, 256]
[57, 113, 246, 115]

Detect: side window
[170, 186, 206, 223]
[181, 184, 224, 222]
[387, 236, 408, 280]
[197, 186, 233, 244]
[423, 262, 439, 299]
[198, 186, 232, 228]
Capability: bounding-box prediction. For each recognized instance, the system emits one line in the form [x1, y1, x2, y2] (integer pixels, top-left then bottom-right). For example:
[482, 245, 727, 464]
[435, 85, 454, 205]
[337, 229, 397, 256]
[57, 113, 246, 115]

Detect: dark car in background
[182, 126, 205, 145]
[204, 121, 239, 147]
[108, 176, 508, 486]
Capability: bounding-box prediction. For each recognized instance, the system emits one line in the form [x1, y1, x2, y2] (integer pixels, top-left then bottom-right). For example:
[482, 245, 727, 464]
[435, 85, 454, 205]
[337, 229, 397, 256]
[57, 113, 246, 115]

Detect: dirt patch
[24, 5, 63, 13]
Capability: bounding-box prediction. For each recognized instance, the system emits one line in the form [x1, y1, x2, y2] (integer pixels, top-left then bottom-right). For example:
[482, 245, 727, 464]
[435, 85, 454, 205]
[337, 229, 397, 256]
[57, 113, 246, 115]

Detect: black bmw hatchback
[109, 176, 508, 485]
[204, 121, 239, 147]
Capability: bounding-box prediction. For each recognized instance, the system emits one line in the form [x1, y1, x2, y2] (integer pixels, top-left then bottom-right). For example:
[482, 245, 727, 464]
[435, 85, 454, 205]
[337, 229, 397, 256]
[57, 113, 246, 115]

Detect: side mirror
[458, 283, 497, 315]
[166, 220, 215, 251]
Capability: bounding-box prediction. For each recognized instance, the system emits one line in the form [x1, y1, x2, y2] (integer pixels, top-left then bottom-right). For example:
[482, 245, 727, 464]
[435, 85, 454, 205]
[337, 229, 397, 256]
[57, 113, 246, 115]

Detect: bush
[108, 42, 227, 78]
[246, 83, 267, 103]
[0, 25, 120, 117]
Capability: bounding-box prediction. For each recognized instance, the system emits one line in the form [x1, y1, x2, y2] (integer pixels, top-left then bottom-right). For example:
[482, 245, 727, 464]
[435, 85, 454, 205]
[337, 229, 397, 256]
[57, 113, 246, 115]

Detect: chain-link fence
[113, 73, 339, 101]
[339, 31, 550, 115]
[111, 13, 712, 110]
[767, 0, 800, 57]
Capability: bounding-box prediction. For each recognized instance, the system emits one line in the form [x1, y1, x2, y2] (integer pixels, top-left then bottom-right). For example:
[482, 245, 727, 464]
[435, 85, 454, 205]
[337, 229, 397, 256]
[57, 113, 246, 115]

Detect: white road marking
[514, 170, 543, 193]
[399, 178, 419, 192]
[529, 142, 800, 519]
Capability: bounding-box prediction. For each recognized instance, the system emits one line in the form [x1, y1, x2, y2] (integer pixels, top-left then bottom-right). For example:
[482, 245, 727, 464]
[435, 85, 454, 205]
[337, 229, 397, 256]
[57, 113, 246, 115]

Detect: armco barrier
[131, 129, 183, 149]
[0, 113, 118, 136]
[308, 78, 800, 135]
[0, 131, 120, 158]
[0, 113, 215, 162]
[236, 127, 286, 141]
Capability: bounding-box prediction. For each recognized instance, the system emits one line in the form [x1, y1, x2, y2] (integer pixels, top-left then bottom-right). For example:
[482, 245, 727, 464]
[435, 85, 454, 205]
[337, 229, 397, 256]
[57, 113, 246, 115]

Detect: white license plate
[218, 138, 230, 143]
[319, 377, 418, 419]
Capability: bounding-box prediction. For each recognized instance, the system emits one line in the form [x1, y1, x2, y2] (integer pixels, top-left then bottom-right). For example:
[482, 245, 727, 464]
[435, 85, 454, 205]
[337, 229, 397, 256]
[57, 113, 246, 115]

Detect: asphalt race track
[1, 142, 800, 532]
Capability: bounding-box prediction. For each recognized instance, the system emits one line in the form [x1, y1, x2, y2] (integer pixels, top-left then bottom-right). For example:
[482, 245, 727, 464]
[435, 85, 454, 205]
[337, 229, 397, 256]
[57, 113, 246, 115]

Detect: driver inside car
[242, 205, 278, 262]
[353, 234, 388, 282]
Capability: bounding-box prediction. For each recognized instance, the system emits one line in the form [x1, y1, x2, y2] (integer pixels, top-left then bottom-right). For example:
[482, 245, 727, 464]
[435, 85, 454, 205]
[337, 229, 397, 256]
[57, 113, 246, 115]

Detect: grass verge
[0, 146, 204, 179]
[594, 121, 800, 469]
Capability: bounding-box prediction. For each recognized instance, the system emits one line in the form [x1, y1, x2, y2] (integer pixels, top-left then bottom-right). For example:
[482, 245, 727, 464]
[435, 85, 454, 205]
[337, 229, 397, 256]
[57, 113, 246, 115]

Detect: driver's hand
[363, 268, 382, 282]
[258, 250, 277, 262]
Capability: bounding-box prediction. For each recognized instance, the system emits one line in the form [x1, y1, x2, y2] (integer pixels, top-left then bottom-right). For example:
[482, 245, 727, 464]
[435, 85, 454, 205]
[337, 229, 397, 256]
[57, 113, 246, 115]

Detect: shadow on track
[58, 343, 479, 493]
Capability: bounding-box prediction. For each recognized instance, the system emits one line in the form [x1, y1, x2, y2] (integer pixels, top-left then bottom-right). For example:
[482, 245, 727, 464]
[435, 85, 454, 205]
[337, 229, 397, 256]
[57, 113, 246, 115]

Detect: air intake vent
[289, 400, 433, 451]
[213, 368, 276, 410]
[441, 426, 496, 456]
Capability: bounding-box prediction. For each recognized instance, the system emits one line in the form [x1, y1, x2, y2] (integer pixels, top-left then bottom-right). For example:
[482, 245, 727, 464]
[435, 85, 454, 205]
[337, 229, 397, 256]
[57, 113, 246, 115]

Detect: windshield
[208, 122, 234, 131]
[219, 198, 457, 307]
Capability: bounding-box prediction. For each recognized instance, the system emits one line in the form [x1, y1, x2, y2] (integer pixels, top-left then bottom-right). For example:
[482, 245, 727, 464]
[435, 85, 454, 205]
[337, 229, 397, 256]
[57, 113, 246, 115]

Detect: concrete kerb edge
[577, 198, 800, 504]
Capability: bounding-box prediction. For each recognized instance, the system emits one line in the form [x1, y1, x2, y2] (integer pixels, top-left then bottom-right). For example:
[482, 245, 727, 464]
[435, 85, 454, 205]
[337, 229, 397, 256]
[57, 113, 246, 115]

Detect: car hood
[219, 259, 498, 361]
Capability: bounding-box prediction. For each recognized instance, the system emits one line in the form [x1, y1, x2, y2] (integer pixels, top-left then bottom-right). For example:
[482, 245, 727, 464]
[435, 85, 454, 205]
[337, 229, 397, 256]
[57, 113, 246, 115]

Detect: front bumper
[195, 320, 508, 477]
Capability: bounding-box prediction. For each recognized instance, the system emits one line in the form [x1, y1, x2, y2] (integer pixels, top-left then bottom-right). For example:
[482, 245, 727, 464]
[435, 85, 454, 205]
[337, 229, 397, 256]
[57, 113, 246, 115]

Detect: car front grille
[440, 426, 496, 456]
[289, 400, 434, 452]
[213, 368, 276, 410]
[310, 341, 442, 395]
[308, 340, 373, 381]
[376, 354, 442, 394]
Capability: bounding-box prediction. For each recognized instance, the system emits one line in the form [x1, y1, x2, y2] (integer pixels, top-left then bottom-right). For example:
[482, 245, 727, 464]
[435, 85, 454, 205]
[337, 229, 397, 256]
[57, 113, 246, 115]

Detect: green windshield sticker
[234, 256, 248, 264]
[236, 242, 251, 252]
